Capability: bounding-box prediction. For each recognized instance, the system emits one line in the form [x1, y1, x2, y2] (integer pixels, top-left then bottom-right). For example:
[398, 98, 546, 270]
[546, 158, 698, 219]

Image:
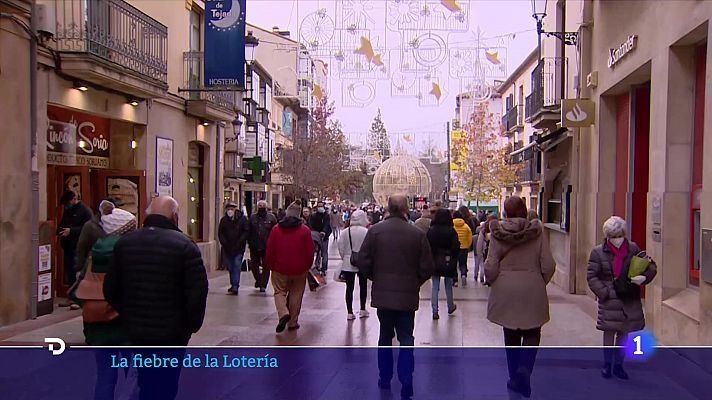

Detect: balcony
[518, 159, 541, 184]
[51, 0, 168, 98]
[502, 105, 523, 134]
[224, 151, 247, 179]
[525, 57, 568, 130]
[181, 51, 239, 120]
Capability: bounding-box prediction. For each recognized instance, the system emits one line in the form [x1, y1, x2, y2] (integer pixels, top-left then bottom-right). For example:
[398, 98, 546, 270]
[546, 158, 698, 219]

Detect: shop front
[45, 105, 147, 297]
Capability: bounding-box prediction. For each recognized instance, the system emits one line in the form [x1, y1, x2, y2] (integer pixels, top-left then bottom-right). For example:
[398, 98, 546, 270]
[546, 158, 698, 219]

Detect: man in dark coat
[219, 202, 249, 295]
[358, 195, 434, 399]
[57, 190, 92, 308]
[308, 201, 332, 274]
[104, 196, 208, 400]
[248, 200, 278, 292]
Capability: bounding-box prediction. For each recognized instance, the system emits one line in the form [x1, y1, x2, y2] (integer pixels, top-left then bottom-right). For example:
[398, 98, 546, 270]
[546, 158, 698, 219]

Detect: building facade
[577, 0, 712, 345]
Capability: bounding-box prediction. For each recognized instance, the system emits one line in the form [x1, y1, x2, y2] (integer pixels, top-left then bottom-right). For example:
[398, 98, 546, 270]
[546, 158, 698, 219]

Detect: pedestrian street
[0, 238, 601, 347]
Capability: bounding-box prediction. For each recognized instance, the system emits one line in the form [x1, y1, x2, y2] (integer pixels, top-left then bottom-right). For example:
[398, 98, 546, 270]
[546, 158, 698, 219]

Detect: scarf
[607, 239, 629, 278]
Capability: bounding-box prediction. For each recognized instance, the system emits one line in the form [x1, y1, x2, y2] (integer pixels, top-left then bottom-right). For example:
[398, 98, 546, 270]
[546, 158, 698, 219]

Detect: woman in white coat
[337, 209, 370, 320]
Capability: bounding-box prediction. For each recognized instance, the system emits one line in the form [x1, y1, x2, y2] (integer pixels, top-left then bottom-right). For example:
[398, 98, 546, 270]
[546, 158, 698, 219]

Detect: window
[189, 10, 200, 51]
[188, 142, 205, 241]
[547, 172, 564, 225]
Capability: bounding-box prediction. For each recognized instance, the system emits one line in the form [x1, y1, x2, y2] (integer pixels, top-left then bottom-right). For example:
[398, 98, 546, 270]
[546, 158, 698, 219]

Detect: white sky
[247, 0, 538, 147]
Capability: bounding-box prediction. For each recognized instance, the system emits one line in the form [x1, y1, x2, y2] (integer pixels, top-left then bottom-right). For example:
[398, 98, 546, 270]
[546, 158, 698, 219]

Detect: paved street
[0, 238, 601, 347]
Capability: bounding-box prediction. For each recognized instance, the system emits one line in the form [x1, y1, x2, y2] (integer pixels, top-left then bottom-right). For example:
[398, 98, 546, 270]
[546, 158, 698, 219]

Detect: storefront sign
[47, 105, 110, 168]
[561, 99, 595, 127]
[205, 0, 246, 88]
[608, 35, 637, 69]
[156, 137, 174, 196]
[270, 173, 293, 185]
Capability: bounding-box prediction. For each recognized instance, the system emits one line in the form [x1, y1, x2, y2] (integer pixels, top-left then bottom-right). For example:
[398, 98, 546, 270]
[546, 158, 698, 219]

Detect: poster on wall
[38, 245, 51, 272]
[156, 137, 173, 197]
[38, 273, 52, 302]
[46, 105, 110, 168]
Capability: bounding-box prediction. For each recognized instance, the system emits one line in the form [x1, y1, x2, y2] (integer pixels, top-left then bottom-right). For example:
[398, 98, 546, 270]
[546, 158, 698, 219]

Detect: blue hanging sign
[205, 0, 246, 88]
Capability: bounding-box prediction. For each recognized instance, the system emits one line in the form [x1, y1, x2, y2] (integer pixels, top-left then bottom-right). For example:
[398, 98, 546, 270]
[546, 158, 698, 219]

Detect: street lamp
[245, 31, 259, 64]
[530, 0, 577, 59]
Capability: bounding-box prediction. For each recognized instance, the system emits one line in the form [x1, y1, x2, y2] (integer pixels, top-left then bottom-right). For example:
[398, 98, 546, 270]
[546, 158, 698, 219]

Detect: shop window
[188, 142, 205, 242]
[547, 172, 564, 225]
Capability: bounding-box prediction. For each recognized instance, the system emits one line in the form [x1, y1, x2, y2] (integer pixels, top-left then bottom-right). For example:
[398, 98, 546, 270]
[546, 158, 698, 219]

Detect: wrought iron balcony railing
[181, 51, 237, 111]
[53, 0, 168, 84]
[525, 57, 568, 122]
[502, 104, 523, 133]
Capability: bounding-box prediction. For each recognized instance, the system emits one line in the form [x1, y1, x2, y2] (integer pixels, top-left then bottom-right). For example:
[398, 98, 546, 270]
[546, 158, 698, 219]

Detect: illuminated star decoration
[343, 0, 376, 26]
[440, 0, 462, 13]
[430, 82, 442, 100]
[486, 50, 501, 65]
[354, 36, 385, 66]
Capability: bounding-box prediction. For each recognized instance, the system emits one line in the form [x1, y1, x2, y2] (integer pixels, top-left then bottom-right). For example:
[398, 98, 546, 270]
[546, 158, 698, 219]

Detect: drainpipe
[30, 0, 39, 319]
[216, 122, 224, 248]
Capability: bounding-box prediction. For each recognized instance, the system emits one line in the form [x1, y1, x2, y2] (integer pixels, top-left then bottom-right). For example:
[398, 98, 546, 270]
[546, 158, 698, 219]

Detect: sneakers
[347, 313, 356, 320]
[359, 309, 370, 318]
[69, 303, 81, 310]
[461, 275, 467, 286]
[448, 304, 457, 315]
[259, 287, 266, 293]
[288, 323, 300, 331]
[227, 287, 238, 295]
[432, 312, 440, 320]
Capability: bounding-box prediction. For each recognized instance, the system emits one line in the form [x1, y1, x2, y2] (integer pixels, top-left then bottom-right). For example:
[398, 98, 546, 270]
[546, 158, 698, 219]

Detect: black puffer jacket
[427, 225, 460, 278]
[104, 215, 208, 345]
[218, 211, 249, 256]
[248, 212, 278, 254]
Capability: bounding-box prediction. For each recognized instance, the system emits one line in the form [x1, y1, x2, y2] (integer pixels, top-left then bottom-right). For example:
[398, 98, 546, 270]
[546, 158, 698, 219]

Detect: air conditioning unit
[36, 3, 56, 38]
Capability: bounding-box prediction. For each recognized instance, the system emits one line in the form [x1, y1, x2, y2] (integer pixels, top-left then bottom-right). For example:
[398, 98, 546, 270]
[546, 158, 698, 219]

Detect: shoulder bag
[349, 227, 360, 267]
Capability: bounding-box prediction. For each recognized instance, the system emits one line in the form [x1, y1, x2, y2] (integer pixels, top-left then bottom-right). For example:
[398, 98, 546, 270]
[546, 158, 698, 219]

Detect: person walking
[452, 211, 473, 286]
[330, 206, 343, 241]
[309, 201, 332, 275]
[485, 196, 555, 398]
[427, 209, 460, 320]
[58, 190, 92, 309]
[414, 204, 434, 232]
[265, 201, 315, 333]
[337, 209, 370, 320]
[104, 196, 208, 400]
[219, 202, 249, 295]
[78, 206, 136, 400]
[75, 199, 117, 276]
[587, 216, 657, 380]
[476, 214, 497, 282]
[248, 200, 278, 292]
[358, 195, 434, 400]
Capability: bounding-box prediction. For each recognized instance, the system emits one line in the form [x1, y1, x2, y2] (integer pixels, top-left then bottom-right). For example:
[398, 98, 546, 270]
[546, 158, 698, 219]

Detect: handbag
[307, 267, 327, 291]
[628, 251, 651, 278]
[241, 259, 249, 272]
[348, 227, 359, 267]
[74, 254, 119, 323]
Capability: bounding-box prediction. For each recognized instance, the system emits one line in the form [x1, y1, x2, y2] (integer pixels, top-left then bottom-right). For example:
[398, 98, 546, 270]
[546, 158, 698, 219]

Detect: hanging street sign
[205, 0, 246, 88]
[561, 99, 595, 128]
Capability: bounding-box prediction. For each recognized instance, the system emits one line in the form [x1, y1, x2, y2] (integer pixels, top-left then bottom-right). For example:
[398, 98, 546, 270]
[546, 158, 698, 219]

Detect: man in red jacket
[266, 200, 315, 333]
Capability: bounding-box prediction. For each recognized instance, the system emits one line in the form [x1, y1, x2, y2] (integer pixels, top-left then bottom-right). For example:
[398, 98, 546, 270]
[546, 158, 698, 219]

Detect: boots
[612, 364, 629, 380]
[601, 363, 612, 378]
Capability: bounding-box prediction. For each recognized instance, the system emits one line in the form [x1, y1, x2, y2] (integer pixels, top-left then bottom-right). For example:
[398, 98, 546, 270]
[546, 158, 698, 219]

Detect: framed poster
[156, 137, 174, 196]
[38, 273, 52, 302]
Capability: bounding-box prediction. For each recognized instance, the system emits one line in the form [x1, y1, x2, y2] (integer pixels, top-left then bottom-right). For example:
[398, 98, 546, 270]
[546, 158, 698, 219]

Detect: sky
[247, 0, 539, 150]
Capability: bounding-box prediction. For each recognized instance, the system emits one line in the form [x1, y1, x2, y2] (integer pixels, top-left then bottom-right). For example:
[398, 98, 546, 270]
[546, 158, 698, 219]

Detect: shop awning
[536, 127, 569, 152]
[509, 141, 537, 157]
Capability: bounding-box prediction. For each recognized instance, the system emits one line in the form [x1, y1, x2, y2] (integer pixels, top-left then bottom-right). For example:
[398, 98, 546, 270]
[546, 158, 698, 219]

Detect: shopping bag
[308, 267, 327, 291]
[628, 251, 651, 278]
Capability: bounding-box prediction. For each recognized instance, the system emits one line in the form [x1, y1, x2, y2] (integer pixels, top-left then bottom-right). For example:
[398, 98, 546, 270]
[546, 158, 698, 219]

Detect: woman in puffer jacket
[337, 209, 370, 320]
[587, 216, 657, 380]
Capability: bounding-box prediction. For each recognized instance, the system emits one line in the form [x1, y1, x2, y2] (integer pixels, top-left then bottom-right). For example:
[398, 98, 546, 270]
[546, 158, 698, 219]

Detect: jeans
[377, 309, 415, 395]
[135, 348, 186, 400]
[457, 249, 469, 277]
[226, 253, 244, 291]
[320, 237, 330, 272]
[342, 271, 367, 314]
[431, 276, 454, 314]
[503, 327, 541, 379]
[603, 330, 628, 365]
[94, 350, 129, 400]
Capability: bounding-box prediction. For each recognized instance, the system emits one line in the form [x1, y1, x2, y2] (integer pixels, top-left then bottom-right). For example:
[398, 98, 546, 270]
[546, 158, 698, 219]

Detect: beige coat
[485, 218, 555, 330]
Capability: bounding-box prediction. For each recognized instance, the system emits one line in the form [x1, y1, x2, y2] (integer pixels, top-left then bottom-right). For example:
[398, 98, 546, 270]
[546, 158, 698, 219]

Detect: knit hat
[101, 208, 137, 235]
[286, 200, 302, 218]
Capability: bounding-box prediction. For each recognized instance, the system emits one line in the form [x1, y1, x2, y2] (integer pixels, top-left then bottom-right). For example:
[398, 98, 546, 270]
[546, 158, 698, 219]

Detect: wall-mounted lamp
[245, 31, 260, 64]
[200, 120, 210, 127]
[127, 97, 141, 107]
[78, 139, 87, 148]
[130, 140, 137, 149]
[73, 82, 88, 92]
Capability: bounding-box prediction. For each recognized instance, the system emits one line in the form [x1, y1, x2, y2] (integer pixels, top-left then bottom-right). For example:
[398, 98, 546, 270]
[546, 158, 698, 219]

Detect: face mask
[258, 208, 267, 215]
[226, 210, 235, 218]
[609, 237, 625, 248]
[317, 207, 325, 213]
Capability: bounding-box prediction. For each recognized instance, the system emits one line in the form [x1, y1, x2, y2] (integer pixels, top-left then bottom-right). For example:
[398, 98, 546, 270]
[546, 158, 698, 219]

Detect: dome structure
[372, 155, 432, 206]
